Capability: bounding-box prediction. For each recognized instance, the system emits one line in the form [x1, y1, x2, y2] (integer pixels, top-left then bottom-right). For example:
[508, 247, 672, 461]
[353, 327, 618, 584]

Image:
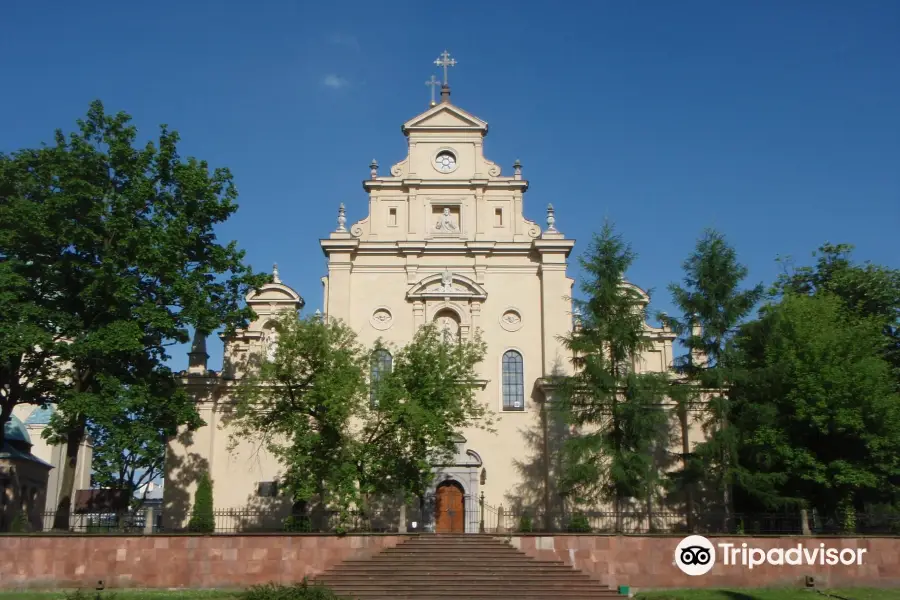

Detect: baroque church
[164, 54, 682, 533]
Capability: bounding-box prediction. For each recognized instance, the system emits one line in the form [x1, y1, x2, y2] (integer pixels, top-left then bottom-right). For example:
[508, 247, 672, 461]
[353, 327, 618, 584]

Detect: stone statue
[437, 269, 455, 292]
[435, 208, 457, 232]
[264, 330, 279, 362]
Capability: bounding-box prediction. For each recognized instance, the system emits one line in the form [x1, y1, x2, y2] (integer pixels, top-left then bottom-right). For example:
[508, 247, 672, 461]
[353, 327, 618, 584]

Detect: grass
[634, 589, 900, 600]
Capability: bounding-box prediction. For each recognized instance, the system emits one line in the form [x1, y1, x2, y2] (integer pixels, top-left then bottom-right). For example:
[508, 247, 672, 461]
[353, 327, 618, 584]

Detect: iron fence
[4, 505, 899, 536]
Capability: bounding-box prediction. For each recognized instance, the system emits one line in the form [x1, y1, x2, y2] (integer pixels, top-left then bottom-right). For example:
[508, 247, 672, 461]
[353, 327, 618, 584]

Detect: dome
[3, 414, 32, 446]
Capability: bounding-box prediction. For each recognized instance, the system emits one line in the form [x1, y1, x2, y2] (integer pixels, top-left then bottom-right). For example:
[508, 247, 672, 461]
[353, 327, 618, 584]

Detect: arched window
[370, 349, 393, 406]
[502, 350, 525, 411]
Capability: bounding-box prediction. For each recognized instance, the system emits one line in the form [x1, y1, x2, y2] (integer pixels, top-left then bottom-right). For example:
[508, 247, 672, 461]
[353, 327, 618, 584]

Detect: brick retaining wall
[0, 534, 897, 591]
[510, 535, 900, 589]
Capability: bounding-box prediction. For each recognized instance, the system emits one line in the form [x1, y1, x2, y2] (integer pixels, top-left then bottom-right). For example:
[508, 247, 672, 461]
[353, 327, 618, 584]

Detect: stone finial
[272, 263, 281, 284]
[188, 329, 209, 375]
[546, 203, 557, 232]
[513, 159, 522, 180]
[337, 203, 347, 232]
[369, 159, 378, 179]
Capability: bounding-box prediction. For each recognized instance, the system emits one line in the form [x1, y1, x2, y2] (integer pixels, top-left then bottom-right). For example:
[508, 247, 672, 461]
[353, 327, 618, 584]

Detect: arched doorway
[434, 480, 465, 533]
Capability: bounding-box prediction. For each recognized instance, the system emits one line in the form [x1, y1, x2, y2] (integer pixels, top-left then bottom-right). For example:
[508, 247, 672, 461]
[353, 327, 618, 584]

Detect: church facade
[164, 73, 680, 532]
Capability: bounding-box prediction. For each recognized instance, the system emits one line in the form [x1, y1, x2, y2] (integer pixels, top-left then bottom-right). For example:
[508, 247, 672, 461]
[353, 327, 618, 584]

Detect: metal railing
[4, 505, 898, 536]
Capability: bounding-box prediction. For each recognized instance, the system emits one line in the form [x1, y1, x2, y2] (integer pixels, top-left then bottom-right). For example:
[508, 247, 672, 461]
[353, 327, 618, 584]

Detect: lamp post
[479, 468, 487, 533]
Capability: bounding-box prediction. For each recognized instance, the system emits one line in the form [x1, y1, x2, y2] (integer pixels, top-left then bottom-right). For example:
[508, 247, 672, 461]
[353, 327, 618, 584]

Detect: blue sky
[2, 1, 898, 371]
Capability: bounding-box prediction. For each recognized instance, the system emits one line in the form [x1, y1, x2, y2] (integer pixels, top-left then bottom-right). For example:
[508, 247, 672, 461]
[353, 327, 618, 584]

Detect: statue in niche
[435, 313, 460, 343]
[263, 329, 279, 362]
[435, 207, 457, 232]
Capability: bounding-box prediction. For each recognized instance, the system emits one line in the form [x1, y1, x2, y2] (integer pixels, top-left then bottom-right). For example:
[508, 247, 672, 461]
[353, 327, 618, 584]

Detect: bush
[187, 472, 215, 533]
[9, 509, 31, 533]
[283, 515, 312, 532]
[241, 579, 347, 600]
[566, 512, 592, 533]
[517, 514, 533, 533]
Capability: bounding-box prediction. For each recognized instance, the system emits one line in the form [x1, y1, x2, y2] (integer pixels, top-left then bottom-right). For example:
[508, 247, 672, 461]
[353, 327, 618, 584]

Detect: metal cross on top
[426, 74, 440, 106]
[434, 50, 457, 86]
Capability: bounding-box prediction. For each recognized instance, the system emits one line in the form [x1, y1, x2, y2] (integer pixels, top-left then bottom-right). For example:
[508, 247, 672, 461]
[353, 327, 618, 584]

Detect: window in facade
[370, 349, 393, 406]
[502, 350, 525, 411]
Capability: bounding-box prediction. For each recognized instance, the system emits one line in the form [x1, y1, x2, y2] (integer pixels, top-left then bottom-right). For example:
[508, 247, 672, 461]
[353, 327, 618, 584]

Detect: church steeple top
[434, 50, 457, 103]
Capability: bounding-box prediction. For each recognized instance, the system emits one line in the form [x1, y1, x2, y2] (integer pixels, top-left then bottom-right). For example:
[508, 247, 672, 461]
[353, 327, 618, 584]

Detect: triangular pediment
[402, 103, 488, 134]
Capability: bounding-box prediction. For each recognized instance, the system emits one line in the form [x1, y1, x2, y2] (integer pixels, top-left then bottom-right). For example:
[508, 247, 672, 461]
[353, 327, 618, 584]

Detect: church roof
[401, 102, 488, 135]
[3, 414, 31, 445]
[25, 405, 55, 426]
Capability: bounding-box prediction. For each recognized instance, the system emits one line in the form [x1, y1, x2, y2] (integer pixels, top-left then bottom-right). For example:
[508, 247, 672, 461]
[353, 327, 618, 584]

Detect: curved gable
[407, 272, 488, 301]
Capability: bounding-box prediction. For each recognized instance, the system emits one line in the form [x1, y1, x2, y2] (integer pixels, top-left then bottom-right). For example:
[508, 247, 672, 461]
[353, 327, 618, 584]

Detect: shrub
[283, 515, 312, 532]
[241, 579, 348, 600]
[566, 512, 591, 533]
[9, 509, 31, 533]
[187, 472, 215, 533]
[517, 514, 533, 533]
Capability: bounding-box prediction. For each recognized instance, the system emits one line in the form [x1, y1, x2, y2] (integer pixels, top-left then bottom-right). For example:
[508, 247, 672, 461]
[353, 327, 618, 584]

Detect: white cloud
[323, 74, 349, 89]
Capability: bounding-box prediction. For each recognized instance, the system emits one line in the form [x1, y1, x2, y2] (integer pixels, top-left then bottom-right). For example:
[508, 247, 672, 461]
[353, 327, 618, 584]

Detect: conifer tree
[188, 472, 215, 533]
[662, 229, 763, 530]
[556, 221, 669, 531]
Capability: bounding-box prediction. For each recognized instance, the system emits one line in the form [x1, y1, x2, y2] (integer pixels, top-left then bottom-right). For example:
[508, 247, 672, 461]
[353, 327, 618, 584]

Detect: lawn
[635, 589, 900, 600]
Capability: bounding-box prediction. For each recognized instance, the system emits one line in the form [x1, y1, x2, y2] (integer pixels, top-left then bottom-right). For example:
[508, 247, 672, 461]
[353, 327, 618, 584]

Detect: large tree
[0, 101, 266, 528]
[727, 292, 900, 527]
[774, 243, 900, 383]
[231, 311, 491, 529]
[556, 222, 669, 531]
[662, 229, 763, 530]
[362, 323, 490, 512]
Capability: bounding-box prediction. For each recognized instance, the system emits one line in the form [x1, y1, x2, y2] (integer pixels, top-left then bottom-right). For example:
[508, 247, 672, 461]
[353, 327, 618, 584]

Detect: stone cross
[434, 50, 457, 86]
[426, 75, 440, 106]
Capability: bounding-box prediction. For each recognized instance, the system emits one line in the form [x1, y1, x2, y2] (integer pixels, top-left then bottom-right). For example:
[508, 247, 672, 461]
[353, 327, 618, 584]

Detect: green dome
[3, 414, 31, 446]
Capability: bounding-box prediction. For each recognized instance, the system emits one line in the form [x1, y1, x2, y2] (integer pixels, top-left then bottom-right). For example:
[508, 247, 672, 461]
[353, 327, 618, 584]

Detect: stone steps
[314, 534, 623, 599]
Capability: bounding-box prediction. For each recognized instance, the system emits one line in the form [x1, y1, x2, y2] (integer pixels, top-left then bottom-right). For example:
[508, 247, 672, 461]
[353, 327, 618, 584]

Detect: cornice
[362, 179, 528, 193]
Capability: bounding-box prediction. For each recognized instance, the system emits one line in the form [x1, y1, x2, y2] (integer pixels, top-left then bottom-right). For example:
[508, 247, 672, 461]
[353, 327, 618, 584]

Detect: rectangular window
[388, 207, 398, 226]
[494, 208, 503, 227]
[257, 481, 278, 497]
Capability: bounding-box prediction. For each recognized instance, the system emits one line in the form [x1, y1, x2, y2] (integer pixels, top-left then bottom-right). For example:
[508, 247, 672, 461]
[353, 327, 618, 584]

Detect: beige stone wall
[165, 96, 706, 524]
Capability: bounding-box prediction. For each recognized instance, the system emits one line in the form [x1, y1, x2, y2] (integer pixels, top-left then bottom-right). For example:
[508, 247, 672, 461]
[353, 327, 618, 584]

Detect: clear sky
[2, 1, 898, 371]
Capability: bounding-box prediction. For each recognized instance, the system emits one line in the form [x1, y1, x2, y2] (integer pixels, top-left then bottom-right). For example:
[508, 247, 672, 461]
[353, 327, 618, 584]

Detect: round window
[434, 150, 457, 173]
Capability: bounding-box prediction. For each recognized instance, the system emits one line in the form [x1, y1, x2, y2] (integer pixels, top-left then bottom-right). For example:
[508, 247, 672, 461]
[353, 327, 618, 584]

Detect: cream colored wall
[10, 405, 92, 512]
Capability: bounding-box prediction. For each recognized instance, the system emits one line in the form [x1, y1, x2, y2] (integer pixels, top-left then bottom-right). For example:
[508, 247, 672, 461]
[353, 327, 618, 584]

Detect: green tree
[774, 243, 900, 383]
[727, 293, 900, 526]
[188, 471, 215, 533]
[556, 222, 670, 531]
[232, 312, 492, 527]
[662, 229, 763, 529]
[231, 312, 369, 527]
[0, 100, 267, 529]
[361, 323, 490, 510]
[87, 375, 204, 512]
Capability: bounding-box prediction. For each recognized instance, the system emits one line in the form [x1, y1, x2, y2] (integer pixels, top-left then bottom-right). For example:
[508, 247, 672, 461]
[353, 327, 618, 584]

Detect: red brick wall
[510, 535, 900, 589]
[1, 534, 898, 591]
[0, 535, 408, 590]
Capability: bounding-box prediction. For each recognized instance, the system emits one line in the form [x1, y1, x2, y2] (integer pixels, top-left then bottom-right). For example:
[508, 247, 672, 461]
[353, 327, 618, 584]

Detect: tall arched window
[502, 350, 525, 411]
[370, 349, 393, 407]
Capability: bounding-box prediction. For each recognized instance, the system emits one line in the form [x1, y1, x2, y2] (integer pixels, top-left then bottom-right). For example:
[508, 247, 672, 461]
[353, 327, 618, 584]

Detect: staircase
[315, 534, 626, 599]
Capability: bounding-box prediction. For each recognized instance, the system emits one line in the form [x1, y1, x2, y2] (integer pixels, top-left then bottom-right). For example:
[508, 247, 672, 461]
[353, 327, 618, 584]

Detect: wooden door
[435, 483, 465, 533]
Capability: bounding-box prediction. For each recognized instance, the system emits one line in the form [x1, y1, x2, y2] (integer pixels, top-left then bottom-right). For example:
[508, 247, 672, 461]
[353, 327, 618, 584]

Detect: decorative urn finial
[513, 159, 522, 180]
[546, 203, 557, 232]
[337, 203, 347, 232]
[369, 159, 378, 179]
[272, 263, 281, 284]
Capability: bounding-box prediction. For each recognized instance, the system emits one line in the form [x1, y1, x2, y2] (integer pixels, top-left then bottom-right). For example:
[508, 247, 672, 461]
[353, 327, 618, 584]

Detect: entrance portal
[434, 481, 465, 533]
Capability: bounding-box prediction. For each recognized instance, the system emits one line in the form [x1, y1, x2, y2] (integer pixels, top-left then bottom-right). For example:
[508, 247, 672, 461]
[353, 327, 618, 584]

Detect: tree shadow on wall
[164, 428, 210, 530]
[504, 363, 573, 532]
